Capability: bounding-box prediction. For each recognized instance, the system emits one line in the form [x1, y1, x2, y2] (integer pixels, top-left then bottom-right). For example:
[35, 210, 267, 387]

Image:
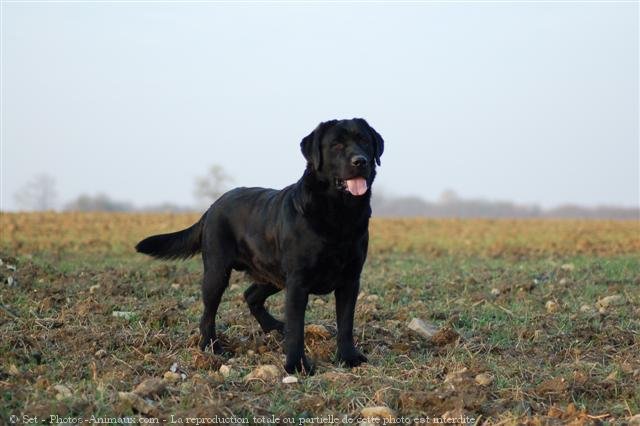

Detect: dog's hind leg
[244, 283, 284, 334]
[199, 261, 231, 354]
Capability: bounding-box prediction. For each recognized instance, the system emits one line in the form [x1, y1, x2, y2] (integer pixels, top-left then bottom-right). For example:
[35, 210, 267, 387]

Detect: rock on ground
[360, 406, 396, 421]
[408, 318, 459, 345]
[118, 391, 157, 416]
[133, 378, 166, 398]
[407, 318, 439, 339]
[244, 364, 280, 382]
[595, 294, 625, 309]
[282, 375, 298, 384]
[475, 373, 494, 386]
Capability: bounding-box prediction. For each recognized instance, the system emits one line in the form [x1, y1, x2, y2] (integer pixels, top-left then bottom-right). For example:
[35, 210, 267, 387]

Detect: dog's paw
[285, 355, 315, 375]
[261, 319, 285, 335]
[336, 348, 368, 367]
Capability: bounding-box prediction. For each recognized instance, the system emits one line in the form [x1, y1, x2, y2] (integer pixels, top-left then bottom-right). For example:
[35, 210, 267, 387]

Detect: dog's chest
[305, 239, 365, 294]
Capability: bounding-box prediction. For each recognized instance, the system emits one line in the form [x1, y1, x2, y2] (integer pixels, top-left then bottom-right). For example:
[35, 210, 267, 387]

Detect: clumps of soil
[397, 368, 487, 416]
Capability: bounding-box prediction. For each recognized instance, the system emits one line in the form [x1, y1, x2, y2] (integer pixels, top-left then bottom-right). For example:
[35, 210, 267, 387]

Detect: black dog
[135, 118, 384, 374]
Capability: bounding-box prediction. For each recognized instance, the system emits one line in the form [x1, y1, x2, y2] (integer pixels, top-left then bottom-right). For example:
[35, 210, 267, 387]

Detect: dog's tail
[135, 215, 205, 260]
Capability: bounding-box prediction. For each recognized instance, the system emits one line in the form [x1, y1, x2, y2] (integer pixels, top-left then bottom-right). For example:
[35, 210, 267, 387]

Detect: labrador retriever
[135, 118, 384, 374]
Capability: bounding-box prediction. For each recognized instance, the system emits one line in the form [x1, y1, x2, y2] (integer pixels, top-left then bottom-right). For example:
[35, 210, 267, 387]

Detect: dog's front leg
[284, 282, 315, 375]
[335, 280, 368, 367]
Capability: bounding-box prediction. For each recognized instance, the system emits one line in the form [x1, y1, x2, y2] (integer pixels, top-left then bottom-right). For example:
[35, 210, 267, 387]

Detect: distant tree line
[63, 194, 195, 213]
[10, 173, 639, 219]
[372, 190, 639, 220]
[12, 166, 232, 214]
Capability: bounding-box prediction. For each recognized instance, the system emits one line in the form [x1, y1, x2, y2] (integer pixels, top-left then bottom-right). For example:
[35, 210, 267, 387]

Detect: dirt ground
[1, 213, 639, 424]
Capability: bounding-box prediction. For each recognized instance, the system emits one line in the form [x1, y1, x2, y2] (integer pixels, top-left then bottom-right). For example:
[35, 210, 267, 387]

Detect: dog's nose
[351, 155, 368, 167]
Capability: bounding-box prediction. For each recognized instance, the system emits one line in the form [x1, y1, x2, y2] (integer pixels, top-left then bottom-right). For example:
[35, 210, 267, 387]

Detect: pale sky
[1, 2, 638, 211]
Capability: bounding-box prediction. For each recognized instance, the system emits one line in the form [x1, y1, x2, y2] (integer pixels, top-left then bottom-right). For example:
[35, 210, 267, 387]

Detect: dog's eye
[332, 143, 345, 150]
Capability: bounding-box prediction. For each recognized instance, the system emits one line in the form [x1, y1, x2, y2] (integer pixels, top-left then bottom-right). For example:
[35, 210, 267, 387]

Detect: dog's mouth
[335, 177, 368, 196]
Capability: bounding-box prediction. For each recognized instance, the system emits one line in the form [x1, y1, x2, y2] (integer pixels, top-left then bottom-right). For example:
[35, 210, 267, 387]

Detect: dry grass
[2, 212, 638, 258]
[1, 213, 639, 423]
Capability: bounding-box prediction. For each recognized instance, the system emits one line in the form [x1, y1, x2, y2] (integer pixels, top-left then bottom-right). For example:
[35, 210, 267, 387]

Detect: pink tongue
[345, 177, 368, 196]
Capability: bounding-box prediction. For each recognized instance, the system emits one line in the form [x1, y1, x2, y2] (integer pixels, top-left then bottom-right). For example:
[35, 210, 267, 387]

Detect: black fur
[135, 217, 203, 260]
[135, 118, 384, 375]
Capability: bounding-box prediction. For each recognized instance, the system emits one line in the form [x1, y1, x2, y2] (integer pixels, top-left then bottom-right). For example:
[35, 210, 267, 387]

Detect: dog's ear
[356, 118, 384, 166]
[300, 120, 336, 171]
[370, 126, 384, 166]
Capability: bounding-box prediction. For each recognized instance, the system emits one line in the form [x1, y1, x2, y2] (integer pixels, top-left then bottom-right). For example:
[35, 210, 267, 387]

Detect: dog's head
[300, 118, 384, 197]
